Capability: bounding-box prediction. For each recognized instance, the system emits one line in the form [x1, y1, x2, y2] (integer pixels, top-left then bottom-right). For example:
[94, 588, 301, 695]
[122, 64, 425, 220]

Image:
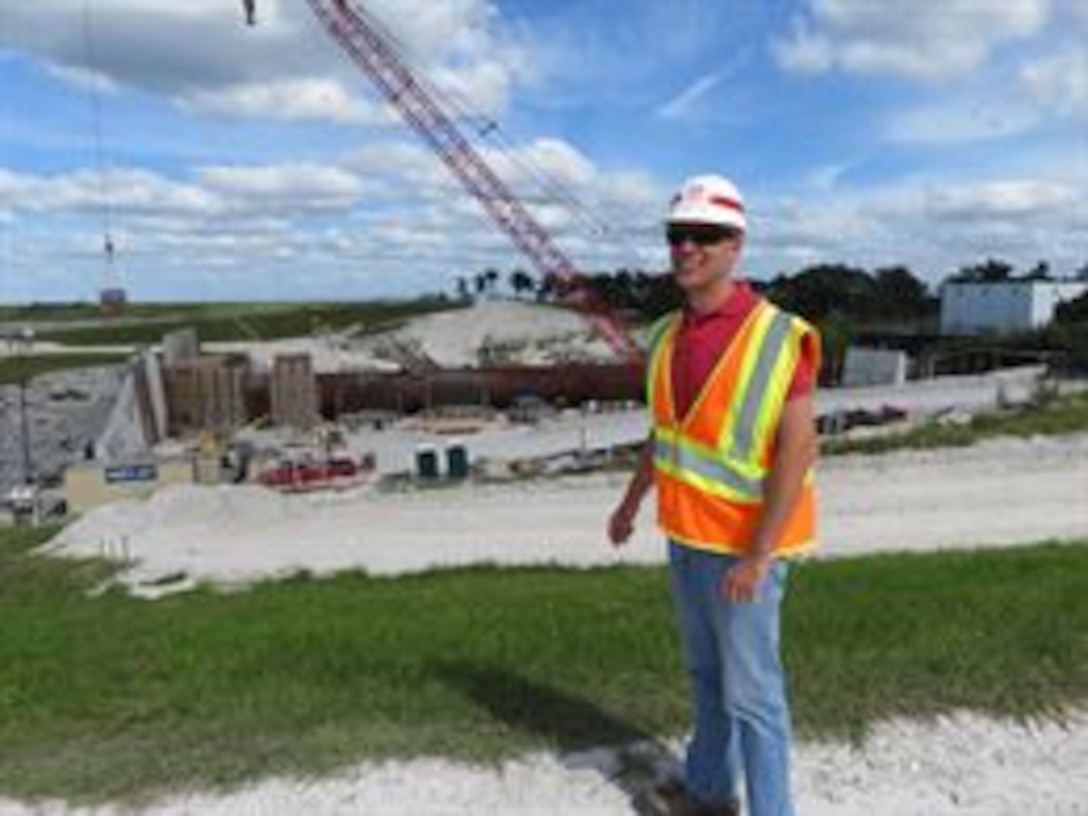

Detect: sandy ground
[47, 432, 1088, 593]
[350, 300, 616, 368]
[1, 711, 1084, 815]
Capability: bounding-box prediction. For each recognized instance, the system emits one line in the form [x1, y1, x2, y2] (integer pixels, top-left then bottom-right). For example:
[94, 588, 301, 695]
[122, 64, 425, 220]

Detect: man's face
[667, 222, 744, 293]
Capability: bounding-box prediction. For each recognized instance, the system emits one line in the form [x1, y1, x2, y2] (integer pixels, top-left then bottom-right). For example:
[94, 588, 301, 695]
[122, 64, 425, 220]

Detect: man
[608, 175, 819, 816]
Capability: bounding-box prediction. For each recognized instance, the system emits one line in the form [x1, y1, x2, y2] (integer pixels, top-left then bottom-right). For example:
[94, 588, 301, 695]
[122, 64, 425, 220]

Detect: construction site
[1, 1, 1086, 815]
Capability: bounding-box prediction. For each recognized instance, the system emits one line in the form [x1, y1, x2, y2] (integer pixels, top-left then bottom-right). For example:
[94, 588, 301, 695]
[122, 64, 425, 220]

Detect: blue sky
[0, 0, 1085, 302]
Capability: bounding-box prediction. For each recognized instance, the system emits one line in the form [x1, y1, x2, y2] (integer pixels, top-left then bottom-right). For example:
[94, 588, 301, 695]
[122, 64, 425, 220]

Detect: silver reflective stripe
[731, 311, 792, 460]
[653, 436, 763, 499]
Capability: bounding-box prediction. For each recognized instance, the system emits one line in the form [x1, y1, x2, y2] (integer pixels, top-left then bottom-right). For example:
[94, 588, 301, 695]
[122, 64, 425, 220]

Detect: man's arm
[723, 395, 817, 601]
[607, 434, 655, 546]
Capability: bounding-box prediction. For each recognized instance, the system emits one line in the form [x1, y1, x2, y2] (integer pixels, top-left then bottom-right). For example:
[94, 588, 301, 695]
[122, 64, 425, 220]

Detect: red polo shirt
[672, 280, 816, 419]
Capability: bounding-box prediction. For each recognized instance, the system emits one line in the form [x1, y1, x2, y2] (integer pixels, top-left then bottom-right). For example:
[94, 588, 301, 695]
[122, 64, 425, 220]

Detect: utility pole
[16, 327, 34, 486]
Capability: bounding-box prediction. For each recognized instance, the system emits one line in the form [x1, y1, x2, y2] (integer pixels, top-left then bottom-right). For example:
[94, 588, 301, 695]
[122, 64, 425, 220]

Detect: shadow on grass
[436, 662, 679, 815]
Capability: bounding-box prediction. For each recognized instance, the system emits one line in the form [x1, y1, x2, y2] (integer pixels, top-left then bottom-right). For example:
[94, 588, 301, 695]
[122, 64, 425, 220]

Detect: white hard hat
[667, 174, 747, 233]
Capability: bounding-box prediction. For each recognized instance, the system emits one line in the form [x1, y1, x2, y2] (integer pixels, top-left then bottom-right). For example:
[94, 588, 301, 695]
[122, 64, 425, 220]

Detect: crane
[251, 0, 643, 361]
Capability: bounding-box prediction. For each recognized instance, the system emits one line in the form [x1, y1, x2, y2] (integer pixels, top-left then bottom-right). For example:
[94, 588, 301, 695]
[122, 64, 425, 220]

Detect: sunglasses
[666, 224, 741, 247]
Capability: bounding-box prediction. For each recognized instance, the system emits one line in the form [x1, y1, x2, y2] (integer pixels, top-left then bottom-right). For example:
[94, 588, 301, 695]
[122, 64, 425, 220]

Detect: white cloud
[349, 142, 451, 195]
[180, 78, 379, 125]
[485, 139, 598, 192]
[0, 0, 528, 123]
[746, 170, 1087, 282]
[0, 167, 218, 216]
[0, 162, 368, 223]
[923, 179, 1077, 221]
[349, 137, 603, 210]
[428, 59, 517, 120]
[44, 64, 121, 95]
[656, 71, 727, 120]
[197, 164, 366, 211]
[774, 0, 1051, 81]
[1021, 47, 1088, 120]
[0, 134, 668, 300]
[804, 161, 857, 191]
[883, 99, 1041, 145]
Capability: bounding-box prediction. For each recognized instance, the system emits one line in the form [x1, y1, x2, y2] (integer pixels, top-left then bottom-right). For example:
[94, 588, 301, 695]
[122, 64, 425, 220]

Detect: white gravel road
[1, 711, 1084, 815]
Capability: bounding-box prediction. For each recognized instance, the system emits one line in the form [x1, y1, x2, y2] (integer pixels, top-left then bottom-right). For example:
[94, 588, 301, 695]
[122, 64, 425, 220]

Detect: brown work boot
[642, 778, 740, 816]
[701, 802, 740, 816]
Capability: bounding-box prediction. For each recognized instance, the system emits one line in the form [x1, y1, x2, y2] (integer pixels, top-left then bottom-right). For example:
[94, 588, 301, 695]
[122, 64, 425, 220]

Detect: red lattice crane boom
[302, 0, 642, 360]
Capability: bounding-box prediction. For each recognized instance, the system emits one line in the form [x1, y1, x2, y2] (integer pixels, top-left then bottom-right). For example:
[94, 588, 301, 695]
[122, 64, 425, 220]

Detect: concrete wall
[270, 353, 318, 429]
[162, 328, 200, 368]
[163, 355, 249, 434]
[142, 350, 168, 442]
[94, 362, 155, 463]
[842, 347, 909, 387]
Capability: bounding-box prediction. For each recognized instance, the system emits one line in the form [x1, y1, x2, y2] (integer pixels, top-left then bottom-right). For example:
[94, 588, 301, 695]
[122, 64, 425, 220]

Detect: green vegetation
[1, 526, 1085, 803]
[0, 353, 131, 386]
[0, 301, 296, 324]
[30, 298, 457, 346]
[823, 390, 1088, 456]
[580, 262, 940, 326]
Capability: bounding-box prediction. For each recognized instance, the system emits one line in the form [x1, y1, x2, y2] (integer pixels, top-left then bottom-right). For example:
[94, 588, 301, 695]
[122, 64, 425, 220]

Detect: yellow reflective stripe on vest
[714, 302, 775, 454]
[726, 309, 794, 461]
[645, 313, 680, 408]
[653, 428, 763, 503]
[646, 313, 678, 356]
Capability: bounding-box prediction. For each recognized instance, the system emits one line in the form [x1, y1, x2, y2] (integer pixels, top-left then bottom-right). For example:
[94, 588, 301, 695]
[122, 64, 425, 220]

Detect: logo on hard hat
[667, 174, 748, 231]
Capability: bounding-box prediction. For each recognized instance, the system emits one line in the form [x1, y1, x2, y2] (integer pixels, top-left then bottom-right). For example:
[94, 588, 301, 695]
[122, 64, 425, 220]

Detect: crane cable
[0, 55, 13, 299]
[80, 0, 118, 293]
[357, 2, 656, 275]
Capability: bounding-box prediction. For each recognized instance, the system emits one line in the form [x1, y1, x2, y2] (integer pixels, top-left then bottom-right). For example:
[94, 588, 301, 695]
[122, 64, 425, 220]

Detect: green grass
[0, 353, 131, 386]
[0, 526, 1085, 803]
[33, 299, 458, 346]
[822, 390, 1088, 455]
[0, 301, 298, 324]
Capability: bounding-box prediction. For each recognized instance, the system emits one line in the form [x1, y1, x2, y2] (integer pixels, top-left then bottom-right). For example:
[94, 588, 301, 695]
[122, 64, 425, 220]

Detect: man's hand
[608, 435, 655, 548]
[607, 500, 639, 547]
[722, 554, 772, 602]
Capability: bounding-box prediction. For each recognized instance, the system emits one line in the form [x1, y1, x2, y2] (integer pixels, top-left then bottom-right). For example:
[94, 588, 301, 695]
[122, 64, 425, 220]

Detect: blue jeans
[668, 541, 794, 816]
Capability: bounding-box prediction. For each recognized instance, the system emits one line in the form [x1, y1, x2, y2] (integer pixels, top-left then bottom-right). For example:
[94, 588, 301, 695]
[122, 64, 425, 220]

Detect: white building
[940, 279, 1088, 335]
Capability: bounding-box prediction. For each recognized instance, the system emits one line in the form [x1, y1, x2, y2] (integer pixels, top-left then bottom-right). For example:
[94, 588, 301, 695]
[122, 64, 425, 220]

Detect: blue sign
[104, 464, 158, 484]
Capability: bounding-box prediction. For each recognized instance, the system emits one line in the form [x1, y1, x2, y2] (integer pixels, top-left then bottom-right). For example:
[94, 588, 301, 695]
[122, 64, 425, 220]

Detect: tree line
[452, 258, 1088, 374]
[457, 257, 1088, 325]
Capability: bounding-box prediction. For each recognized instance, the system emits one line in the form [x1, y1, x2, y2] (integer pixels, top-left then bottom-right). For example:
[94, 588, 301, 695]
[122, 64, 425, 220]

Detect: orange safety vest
[647, 297, 820, 557]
